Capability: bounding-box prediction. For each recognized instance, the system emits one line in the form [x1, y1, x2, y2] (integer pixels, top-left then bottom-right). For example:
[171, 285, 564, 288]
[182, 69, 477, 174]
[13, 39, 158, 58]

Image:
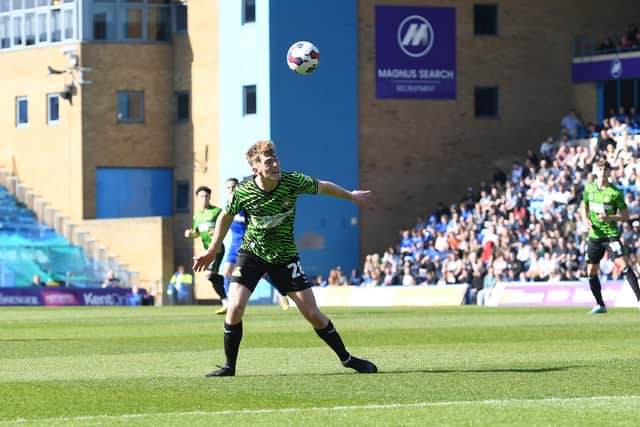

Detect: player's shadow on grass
[388, 366, 583, 375]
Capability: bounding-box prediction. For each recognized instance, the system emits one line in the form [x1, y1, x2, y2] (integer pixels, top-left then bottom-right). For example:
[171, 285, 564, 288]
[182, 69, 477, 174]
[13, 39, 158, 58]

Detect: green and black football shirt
[193, 206, 223, 252]
[583, 182, 626, 239]
[225, 172, 318, 263]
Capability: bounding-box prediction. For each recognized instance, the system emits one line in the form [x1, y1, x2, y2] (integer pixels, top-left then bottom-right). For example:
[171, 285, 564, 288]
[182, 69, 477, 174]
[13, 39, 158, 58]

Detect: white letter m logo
[397, 15, 434, 58]
[402, 23, 429, 46]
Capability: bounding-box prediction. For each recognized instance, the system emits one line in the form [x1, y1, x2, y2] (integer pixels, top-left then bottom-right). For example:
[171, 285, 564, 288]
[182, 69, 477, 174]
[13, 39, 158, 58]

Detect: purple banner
[375, 6, 456, 99]
[494, 281, 624, 307]
[572, 55, 640, 82]
[0, 287, 134, 306]
[0, 288, 42, 306]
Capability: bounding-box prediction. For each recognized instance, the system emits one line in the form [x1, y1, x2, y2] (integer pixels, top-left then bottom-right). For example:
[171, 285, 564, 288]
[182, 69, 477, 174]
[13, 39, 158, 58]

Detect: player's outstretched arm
[192, 211, 234, 272]
[317, 180, 372, 206]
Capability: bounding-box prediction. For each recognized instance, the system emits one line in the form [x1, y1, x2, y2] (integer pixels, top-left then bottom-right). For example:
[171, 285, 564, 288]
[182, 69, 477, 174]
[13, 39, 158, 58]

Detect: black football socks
[314, 319, 350, 361]
[223, 321, 242, 371]
[623, 267, 640, 301]
[589, 275, 606, 307]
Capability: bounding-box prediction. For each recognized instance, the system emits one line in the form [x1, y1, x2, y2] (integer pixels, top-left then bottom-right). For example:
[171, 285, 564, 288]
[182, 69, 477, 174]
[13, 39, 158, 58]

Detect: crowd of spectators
[322, 106, 640, 303]
[595, 23, 640, 53]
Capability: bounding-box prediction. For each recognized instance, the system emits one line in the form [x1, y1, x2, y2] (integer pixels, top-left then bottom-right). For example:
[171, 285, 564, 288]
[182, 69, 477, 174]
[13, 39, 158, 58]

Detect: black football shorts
[585, 237, 625, 264]
[231, 249, 312, 294]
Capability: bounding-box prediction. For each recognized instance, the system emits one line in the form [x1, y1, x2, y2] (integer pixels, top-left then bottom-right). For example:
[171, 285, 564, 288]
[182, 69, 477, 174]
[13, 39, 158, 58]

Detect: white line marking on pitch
[2, 395, 640, 425]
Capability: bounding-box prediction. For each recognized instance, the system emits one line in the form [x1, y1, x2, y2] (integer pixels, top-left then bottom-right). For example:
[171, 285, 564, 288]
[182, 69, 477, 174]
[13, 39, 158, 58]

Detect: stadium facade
[0, 0, 637, 301]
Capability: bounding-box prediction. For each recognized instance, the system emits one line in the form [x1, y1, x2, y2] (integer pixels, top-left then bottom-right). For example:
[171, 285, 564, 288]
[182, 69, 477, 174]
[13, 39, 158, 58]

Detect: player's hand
[597, 213, 608, 222]
[184, 229, 194, 239]
[351, 190, 372, 206]
[193, 251, 215, 272]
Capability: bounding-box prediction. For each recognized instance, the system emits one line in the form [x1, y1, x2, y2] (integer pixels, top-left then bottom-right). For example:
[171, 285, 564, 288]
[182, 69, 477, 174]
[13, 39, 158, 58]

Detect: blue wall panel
[96, 168, 173, 218]
[269, 0, 359, 277]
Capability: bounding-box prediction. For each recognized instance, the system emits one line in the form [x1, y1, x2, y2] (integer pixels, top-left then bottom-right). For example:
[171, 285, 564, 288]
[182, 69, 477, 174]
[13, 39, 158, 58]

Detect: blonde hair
[246, 140, 276, 165]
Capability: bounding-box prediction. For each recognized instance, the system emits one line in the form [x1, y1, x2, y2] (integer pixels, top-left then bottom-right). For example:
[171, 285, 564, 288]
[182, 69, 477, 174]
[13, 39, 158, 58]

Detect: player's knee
[228, 300, 246, 321]
[300, 306, 323, 324]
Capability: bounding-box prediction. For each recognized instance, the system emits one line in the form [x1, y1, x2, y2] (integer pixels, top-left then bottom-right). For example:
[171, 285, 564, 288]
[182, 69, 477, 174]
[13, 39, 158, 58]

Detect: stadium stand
[0, 185, 116, 288]
[328, 110, 640, 302]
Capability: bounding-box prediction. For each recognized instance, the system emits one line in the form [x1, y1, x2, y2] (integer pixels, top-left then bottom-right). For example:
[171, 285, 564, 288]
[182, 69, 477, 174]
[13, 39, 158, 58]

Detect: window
[175, 180, 190, 213]
[16, 97, 28, 127]
[24, 12, 35, 45]
[93, 3, 116, 40]
[62, 8, 73, 39]
[242, 0, 255, 24]
[117, 91, 144, 123]
[602, 78, 640, 116]
[474, 87, 498, 118]
[0, 16, 9, 48]
[50, 8, 61, 42]
[176, 91, 189, 122]
[148, 5, 170, 41]
[474, 4, 498, 36]
[174, 2, 186, 32]
[13, 15, 22, 46]
[47, 94, 59, 124]
[37, 12, 46, 42]
[243, 85, 256, 115]
[121, 6, 143, 39]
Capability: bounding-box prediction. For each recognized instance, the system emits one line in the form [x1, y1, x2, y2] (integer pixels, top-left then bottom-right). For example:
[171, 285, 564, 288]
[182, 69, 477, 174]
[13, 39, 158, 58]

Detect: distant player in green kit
[193, 140, 377, 376]
[581, 159, 640, 314]
[185, 186, 228, 314]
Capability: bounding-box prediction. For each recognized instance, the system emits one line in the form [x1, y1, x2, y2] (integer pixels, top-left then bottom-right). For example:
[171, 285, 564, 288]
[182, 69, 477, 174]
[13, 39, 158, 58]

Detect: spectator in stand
[31, 274, 45, 287]
[614, 106, 628, 125]
[314, 275, 328, 287]
[596, 36, 615, 52]
[327, 269, 340, 286]
[477, 266, 496, 306]
[597, 129, 616, 153]
[102, 270, 120, 288]
[561, 109, 584, 139]
[349, 269, 361, 286]
[400, 264, 416, 286]
[540, 137, 555, 161]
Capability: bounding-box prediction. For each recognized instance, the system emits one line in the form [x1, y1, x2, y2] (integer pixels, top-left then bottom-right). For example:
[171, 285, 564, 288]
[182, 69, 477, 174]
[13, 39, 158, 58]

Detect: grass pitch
[1, 305, 639, 426]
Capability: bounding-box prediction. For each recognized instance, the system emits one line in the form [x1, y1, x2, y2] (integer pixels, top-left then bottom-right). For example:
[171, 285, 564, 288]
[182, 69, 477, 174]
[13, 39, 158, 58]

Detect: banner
[0, 288, 42, 306]
[375, 6, 456, 99]
[0, 287, 135, 306]
[489, 281, 637, 307]
[311, 284, 467, 307]
[572, 54, 640, 82]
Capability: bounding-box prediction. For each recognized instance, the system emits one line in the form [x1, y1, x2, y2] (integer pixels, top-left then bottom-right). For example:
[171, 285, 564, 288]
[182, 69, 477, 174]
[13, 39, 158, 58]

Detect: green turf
[1, 306, 639, 426]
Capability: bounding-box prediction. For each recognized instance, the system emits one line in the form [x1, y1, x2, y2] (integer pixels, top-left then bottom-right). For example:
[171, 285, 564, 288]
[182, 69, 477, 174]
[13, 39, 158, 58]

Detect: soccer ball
[286, 41, 320, 75]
